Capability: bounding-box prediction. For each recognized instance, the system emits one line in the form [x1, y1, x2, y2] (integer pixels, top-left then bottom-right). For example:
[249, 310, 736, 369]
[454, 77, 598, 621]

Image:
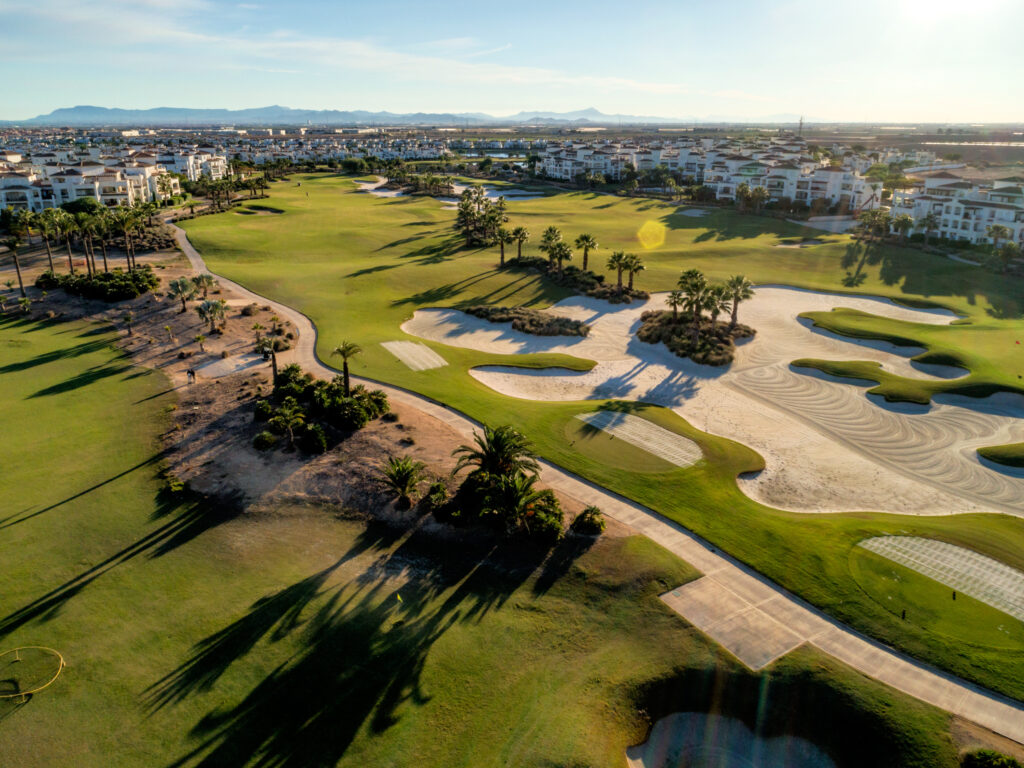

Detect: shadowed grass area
[181, 173, 1024, 702]
[0, 313, 971, 767]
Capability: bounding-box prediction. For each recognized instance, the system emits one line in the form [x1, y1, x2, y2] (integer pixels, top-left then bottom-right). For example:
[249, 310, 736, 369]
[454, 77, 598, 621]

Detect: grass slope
[181, 174, 1024, 702]
[0, 314, 962, 768]
[978, 443, 1024, 468]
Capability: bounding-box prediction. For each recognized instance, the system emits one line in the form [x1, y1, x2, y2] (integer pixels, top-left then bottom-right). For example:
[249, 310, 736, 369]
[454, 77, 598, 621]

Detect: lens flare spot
[637, 220, 666, 250]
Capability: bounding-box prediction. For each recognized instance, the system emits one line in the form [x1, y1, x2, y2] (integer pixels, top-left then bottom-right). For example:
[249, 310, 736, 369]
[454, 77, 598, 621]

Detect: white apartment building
[0, 161, 180, 212]
[890, 173, 1024, 246]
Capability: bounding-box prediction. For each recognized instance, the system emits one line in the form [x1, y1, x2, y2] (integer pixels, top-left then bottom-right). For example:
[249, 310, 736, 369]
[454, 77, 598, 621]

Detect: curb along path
[168, 222, 1024, 745]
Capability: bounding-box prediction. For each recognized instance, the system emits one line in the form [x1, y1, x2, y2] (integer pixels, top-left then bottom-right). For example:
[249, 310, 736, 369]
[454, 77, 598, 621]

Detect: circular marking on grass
[0, 647, 65, 699]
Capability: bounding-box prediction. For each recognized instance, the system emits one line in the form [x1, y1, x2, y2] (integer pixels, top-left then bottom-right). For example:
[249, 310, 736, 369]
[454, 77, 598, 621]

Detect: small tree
[496, 227, 513, 268]
[893, 213, 914, 244]
[918, 212, 939, 247]
[987, 224, 1011, 251]
[381, 455, 427, 510]
[725, 275, 754, 329]
[196, 299, 227, 334]
[331, 340, 362, 397]
[167, 276, 197, 312]
[606, 251, 628, 292]
[574, 233, 598, 271]
[512, 226, 530, 259]
[269, 397, 305, 449]
[194, 334, 206, 352]
[123, 311, 134, 336]
[192, 273, 218, 298]
[666, 289, 685, 320]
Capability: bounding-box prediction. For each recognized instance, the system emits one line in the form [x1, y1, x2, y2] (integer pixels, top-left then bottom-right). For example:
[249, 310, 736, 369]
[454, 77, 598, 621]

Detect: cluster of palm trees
[192, 176, 267, 211]
[606, 251, 646, 292]
[455, 186, 508, 246]
[735, 182, 771, 214]
[665, 271, 755, 346]
[858, 211, 1021, 270]
[1, 203, 162, 297]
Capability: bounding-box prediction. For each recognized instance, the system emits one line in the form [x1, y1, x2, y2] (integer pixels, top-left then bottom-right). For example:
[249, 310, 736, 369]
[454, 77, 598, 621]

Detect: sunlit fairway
[180, 173, 1024, 703]
[0, 314, 965, 768]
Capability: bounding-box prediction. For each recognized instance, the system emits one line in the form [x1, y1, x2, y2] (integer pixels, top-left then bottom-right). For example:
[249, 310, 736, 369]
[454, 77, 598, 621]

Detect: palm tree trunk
[343, 361, 351, 398]
[628, 271, 635, 290]
[100, 239, 109, 272]
[123, 232, 133, 272]
[11, 251, 26, 297]
[616, 268, 623, 291]
[582, 247, 588, 271]
[499, 242, 505, 268]
[730, 300, 739, 329]
[65, 236, 75, 274]
[517, 241, 523, 258]
[43, 236, 55, 273]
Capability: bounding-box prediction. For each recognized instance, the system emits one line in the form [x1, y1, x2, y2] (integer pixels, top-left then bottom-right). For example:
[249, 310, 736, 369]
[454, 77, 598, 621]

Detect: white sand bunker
[860, 536, 1024, 622]
[381, 341, 447, 371]
[195, 354, 266, 379]
[404, 287, 1024, 517]
[577, 411, 701, 467]
[627, 712, 835, 768]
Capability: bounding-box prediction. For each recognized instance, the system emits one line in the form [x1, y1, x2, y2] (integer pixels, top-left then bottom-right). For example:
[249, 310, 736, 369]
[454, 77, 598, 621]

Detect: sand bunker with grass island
[402, 287, 1024, 517]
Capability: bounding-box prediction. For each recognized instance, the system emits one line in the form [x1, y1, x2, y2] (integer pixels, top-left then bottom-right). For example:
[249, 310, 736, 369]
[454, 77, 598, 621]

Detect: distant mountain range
[2, 104, 724, 127]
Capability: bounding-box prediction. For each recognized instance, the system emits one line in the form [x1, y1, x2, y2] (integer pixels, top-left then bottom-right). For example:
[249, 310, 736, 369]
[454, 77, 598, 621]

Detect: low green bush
[962, 751, 1024, 768]
[571, 505, 606, 535]
[35, 265, 159, 302]
[299, 422, 327, 454]
[253, 430, 278, 451]
[465, 305, 590, 337]
[637, 310, 755, 366]
[253, 399, 274, 422]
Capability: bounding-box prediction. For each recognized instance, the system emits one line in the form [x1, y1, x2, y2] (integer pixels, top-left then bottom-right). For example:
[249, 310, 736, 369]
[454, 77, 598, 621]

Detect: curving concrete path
[167, 222, 1024, 746]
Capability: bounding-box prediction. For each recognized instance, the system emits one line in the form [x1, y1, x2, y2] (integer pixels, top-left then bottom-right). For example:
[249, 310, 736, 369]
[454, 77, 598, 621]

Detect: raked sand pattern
[402, 287, 1024, 517]
[381, 341, 447, 371]
[860, 536, 1024, 622]
[576, 411, 702, 467]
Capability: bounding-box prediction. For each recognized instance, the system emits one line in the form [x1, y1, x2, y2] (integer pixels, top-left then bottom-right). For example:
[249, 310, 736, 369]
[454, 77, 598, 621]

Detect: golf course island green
[0, 311, 971, 768]
[176, 172, 1024, 705]
[978, 442, 1024, 468]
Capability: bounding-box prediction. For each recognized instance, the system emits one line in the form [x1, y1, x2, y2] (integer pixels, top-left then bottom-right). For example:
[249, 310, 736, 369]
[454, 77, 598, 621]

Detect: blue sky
[1, 0, 1021, 121]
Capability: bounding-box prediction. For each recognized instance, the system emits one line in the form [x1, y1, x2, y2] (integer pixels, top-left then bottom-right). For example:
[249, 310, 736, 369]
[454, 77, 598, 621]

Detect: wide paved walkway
[169, 223, 1024, 744]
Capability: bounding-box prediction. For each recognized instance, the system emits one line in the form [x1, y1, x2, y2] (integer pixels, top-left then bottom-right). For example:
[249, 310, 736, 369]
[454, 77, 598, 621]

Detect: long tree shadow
[158, 524, 553, 768]
[0, 492, 242, 640]
[28, 362, 135, 397]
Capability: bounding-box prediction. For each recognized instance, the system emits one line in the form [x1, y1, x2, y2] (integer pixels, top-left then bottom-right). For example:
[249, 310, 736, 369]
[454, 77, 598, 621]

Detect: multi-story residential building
[890, 173, 1024, 245]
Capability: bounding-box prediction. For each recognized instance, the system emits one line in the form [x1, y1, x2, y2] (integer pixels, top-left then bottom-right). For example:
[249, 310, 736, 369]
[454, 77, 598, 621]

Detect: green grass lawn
[0, 313, 964, 768]
[180, 173, 1024, 702]
[977, 442, 1024, 467]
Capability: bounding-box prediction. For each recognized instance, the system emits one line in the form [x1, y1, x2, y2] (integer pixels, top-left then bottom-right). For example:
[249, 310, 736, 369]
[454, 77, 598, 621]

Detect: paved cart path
[169, 222, 1024, 745]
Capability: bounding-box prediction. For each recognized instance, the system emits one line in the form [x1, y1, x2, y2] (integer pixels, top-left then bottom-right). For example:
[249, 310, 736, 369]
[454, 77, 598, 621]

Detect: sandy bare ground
[401, 287, 1024, 517]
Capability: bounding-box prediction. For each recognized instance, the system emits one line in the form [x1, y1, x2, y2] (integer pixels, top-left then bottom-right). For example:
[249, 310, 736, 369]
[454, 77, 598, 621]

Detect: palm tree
[666, 289, 685, 320]
[192, 273, 218, 298]
[725, 275, 754, 329]
[496, 227, 513, 268]
[539, 225, 562, 266]
[75, 212, 96, 276]
[485, 471, 548, 535]
[748, 186, 770, 213]
[196, 299, 226, 334]
[37, 209, 57, 273]
[167, 277, 197, 312]
[452, 424, 539, 480]
[269, 397, 305, 449]
[52, 209, 77, 273]
[550, 241, 572, 274]
[380, 455, 428, 509]
[735, 182, 751, 212]
[123, 311, 134, 336]
[512, 226, 530, 259]
[678, 269, 708, 344]
[606, 251, 628, 292]
[918, 212, 940, 247]
[331, 340, 362, 397]
[624, 253, 645, 290]
[995, 242, 1021, 273]
[987, 224, 1011, 251]
[251, 322, 265, 342]
[893, 213, 914, 244]
[574, 233, 598, 271]
[194, 334, 207, 353]
[706, 284, 731, 329]
[1, 235, 26, 298]
[111, 208, 135, 271]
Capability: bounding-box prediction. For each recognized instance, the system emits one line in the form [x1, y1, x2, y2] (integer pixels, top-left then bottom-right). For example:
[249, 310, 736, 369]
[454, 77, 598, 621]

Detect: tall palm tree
[748, 186, 770, 213]
[496, 227, 513, 268]
[331, 340, 362, 397]
[52, 209, 77, 273]
[666, 289, 685, 320]
[94, 210, 112, 273]
[168, 277, 198, 312]
[452, 424, 539, 480]
[996, 242, 1021, 273]
[381, 455, 428, 509]
[624, 253, 645, 290]
[678, 269, 708, 343]
[511, 226, 530, 259]
[539, 225, 562, 265]
[75, 212, 97, 276]
[196, 298, 227, 334]
[725, 275, 754, 329]
[987, 224, 1011, 251]
[111, 208, 135, 271]
[735, 181, 751, 212]
[706, 284, 731, 329]
[606, 251, 628, 292]
[2, 235, 26, 298]
[918, 212, 940, 247]
[37, 209, 57, 273]
[574, 233, 598, 271]
[550, 241, 572, 274]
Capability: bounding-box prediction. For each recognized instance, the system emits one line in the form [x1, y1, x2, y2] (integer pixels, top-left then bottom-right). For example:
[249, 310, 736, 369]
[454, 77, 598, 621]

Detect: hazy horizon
[1, 0, 1021, 122]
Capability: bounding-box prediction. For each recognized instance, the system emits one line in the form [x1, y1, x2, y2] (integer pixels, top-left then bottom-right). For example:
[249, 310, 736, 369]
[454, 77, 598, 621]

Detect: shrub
[35, 265, 160, 302]
[253, 430, 278, 451]
[571, 505, 606, 535]
[465, 305, 590, 337]
[253, 399, 274, 422]
[637, 310, 755, 366]
[272, 338, 291, 352]
[422, 480, 449, 512]
[962, 751, 1024, 768]
[299, 422, 328, 454]
[525, 490, 564, 543]
[240, 303, 259, 316]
